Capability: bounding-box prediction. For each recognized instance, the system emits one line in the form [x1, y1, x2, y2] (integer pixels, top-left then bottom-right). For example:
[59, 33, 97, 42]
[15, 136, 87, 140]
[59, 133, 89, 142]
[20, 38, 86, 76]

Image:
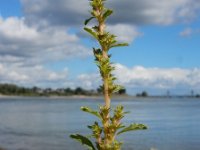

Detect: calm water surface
[0, 97, 200, 150]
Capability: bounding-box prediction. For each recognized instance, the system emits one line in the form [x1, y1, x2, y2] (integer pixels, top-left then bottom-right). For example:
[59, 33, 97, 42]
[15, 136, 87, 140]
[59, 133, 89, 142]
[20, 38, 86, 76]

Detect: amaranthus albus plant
[70, 0, 147, 149]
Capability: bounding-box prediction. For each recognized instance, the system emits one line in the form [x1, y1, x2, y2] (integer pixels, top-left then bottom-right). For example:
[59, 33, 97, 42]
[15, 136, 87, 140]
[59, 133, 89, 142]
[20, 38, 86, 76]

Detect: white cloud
[114, 64, 200, 89]
[77, 73, 100, 89]
[0, 62, 99, 90]
[110, 0, 200, 25]
[21, 0, 89, 27]
[72, 64, 200, 93]
[0, 17, 90, 66]
[0, 17, 38, 40]
[106, 24, 142, 43]
[0, 63, 70, 88]
[18, 0, 200, 52]
[180, 27, 200, 37]
[0, 2, 93, 89]
[21, 0, 200, 26]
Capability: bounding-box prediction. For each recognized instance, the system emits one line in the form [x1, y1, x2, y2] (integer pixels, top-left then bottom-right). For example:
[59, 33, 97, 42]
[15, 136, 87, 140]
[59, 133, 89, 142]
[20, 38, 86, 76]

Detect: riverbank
[0, 94, 133, 100]
[0, 94, 199, 101]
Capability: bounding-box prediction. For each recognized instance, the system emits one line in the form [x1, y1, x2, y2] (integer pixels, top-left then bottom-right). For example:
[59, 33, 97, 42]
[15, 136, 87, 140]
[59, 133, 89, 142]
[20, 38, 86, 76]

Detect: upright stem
[99, 21, 110, 110]
[98, 14, 111, 146]
[102, 52, 110, 109]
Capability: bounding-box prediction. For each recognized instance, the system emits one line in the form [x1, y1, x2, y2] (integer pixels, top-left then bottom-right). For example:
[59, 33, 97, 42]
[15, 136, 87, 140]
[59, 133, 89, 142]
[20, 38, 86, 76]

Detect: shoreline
[0, 94, 133, 100]
[0, 94, 199, 100]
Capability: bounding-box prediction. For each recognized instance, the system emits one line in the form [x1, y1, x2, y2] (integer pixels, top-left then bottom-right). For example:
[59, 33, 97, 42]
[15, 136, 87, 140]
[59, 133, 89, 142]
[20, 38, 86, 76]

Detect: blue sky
[0, 0, 200, 95]
[0, 0, 22, 17]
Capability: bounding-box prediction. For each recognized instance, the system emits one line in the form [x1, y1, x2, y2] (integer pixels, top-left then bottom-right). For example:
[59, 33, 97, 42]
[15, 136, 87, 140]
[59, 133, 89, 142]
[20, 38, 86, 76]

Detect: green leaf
[84, 17, 95, 25]
[84, 27, 98, 40]
[70, 134, 96, 150]
[103, 9, 113, 20]
[81, 106, 101, 119]
[112, 85, 124, 93]
[117, 123, 147, 135]
[116, 123, 126, 130]
[110, 43, 129, 49]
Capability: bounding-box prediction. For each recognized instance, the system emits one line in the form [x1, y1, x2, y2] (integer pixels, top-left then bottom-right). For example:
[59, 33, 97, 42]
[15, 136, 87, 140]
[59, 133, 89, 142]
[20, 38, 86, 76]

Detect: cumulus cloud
[0, 63, 69, 87]
[106, 24, 142, 43]
[109, 0, 200, 25]
[77, 73, 101, 89]
[0, 16, 90, 66]
[0, 16, 92, 88]
[0, 63, 99, 89]
[21, 0, 200, 26]
[21, 0, 89, 27]
[19, 0, 200, 50]
[114, 64, 200, 89]
[72, 64, 200, 93]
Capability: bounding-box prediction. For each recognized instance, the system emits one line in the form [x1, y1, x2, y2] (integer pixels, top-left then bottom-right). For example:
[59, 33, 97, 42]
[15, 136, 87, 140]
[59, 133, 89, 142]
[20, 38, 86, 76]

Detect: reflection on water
[0, 97, 200, 150]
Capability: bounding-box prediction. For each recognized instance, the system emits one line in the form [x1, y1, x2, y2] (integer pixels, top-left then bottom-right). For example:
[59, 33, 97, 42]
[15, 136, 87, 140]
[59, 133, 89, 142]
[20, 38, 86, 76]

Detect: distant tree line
[135, 90, 200, 98]
[0, 84, 33, 96]
[136, 91, 148, 97]
[0, 83, 126, 96]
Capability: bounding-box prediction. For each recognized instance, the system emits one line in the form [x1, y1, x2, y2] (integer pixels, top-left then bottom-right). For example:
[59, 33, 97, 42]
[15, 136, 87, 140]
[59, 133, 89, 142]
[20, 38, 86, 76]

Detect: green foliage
[70, 134, 96, 150]
[84, 27, 98, 40]
[0, 83, 37, 96]
[136, 91, 148, 97]
[118, 89, 126, 95]
[70, 0, 147, 149]
[81, 106, 101, 119]
[117, 124, 147, 135]
[103, 9, 113, 21]
[93, 47, 123, 96]
[0, 83, 102, 96]
[71, 105, 147, 150]
[84, 17, 95, 25]
[110, 43, 129, 49]
[88, 121, 102, 141]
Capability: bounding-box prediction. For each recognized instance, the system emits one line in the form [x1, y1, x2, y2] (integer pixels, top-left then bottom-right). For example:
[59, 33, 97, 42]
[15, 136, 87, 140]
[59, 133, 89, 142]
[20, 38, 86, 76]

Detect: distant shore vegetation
[0, 83, 127, 97]
[0, 83, 199, 98]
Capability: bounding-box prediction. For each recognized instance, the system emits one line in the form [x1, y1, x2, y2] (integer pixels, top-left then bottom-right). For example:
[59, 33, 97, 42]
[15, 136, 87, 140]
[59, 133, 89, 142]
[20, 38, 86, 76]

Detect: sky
[0, 0, 200, 95]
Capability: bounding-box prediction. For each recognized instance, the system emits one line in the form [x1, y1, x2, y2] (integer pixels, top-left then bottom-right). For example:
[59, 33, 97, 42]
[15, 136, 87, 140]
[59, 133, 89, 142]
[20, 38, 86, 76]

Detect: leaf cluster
[70, 106, 147, 150]
[85, 0, 128, 54]
[93, 48, 122, 96]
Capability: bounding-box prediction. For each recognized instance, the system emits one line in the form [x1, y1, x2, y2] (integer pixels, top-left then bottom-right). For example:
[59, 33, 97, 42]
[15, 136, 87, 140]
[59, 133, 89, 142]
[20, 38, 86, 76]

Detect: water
[0, 97, 200, 150]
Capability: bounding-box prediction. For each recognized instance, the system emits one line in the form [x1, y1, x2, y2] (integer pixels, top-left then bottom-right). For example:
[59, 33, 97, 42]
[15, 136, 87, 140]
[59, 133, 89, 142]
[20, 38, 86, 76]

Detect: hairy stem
[98, 12, 110, 109]
[97, 11, 111, 146]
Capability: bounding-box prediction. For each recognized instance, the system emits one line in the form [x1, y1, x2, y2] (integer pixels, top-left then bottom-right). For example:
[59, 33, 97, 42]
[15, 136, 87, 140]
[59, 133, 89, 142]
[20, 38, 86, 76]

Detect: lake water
[0, 97, 200, 150]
